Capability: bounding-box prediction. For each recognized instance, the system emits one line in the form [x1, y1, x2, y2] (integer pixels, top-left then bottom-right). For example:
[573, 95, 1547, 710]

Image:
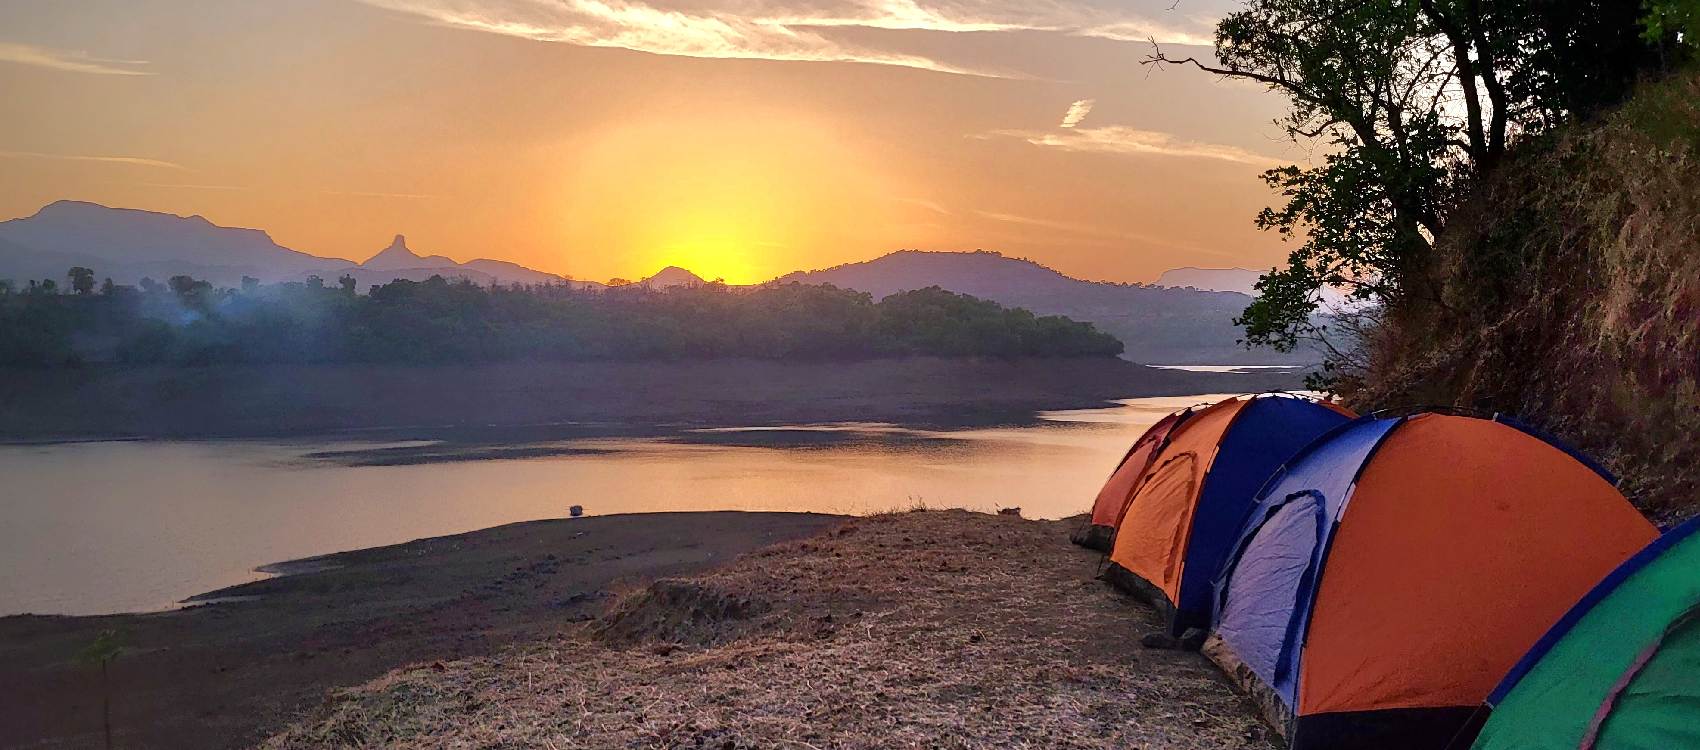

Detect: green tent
[1472, 515, 1700, 750]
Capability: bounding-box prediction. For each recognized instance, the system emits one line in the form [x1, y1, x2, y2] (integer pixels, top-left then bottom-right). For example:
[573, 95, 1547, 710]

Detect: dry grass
[263, 510, 1275, 749]
[1343, 70, 1700, 522]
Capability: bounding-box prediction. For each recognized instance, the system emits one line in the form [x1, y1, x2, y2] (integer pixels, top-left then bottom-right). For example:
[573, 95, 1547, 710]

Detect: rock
[1178, 627, 1208, 651]
[1140, 632, 1180, 650]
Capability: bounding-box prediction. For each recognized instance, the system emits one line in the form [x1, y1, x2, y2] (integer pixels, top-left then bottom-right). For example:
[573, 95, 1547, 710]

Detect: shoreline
[0, 358, 1306, 443]
[0, 511, 846, 749]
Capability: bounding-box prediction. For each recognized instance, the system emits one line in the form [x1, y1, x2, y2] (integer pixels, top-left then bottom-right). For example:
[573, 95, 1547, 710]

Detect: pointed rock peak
[362, 233, 426, 268]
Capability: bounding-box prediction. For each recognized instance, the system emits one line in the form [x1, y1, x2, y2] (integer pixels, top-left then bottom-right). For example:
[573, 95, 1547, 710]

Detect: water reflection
[0, 393, 1240, 616]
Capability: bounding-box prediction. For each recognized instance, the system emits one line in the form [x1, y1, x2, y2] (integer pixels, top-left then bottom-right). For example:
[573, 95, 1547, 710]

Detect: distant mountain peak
[361, 234, 457, 269]
[0, 201, 573, 289]
[642, 266, 706, 288]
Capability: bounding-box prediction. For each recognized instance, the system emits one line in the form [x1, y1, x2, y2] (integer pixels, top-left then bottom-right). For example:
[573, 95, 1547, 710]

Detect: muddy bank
[0, 512, 842, 749]
[0, 358, 1304, 442]
[268, 511, 1276, 749]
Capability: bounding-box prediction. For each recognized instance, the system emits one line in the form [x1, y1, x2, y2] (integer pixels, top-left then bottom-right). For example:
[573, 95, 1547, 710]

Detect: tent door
[1214, 490, 1327, 699]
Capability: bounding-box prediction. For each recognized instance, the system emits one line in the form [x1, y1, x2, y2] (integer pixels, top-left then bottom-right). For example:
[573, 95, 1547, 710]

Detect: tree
[168, 275, 213, 309]
[77, 629, 123, 750]
[1149, 0, 1673, 355]
[99, 278, 115, 295]
[67, 267, 96, 296]
[240, 276, 260, 294]
[1643, 0, 1700, 48]
[338, 274, 357, 295]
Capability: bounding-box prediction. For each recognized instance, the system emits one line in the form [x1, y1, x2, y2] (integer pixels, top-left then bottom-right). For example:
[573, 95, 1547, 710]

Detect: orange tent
[1104, 394, 1353, 635]
[1071, 408, 1192, 551]
[1207, 413, 1657, 749]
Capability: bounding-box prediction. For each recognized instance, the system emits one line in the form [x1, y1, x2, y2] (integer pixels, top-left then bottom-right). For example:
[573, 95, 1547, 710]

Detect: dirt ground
[0, 512, 842, 749]
[266, 510, 1277, 750]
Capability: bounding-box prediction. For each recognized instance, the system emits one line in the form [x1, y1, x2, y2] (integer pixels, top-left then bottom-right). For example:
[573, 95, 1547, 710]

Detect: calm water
[0, 393, 1232, 616]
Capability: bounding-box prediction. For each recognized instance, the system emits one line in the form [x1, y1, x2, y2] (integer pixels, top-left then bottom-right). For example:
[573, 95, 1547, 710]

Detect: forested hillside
[780, 250, 1315, 365]
[0, 275, 1123, 366]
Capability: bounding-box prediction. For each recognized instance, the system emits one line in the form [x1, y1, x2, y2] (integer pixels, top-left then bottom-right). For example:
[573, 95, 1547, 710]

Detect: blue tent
[1105, 394, 1352, 635]
[1204, 413, 1655, 749]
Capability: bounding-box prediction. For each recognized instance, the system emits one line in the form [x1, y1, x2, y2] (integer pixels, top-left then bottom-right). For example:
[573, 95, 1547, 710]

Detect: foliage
[1152, 0, 1682, 365]
[0, 272, 1123, 367]
[77, 629, 123, 750]
[1644, 0, 1700, 47]
[1341, 70, 1700, 519]
[76, 629, 124, 667]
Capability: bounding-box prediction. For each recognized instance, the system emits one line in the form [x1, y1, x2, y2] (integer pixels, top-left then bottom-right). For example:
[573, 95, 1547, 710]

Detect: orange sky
[0, 0, 1301, 285]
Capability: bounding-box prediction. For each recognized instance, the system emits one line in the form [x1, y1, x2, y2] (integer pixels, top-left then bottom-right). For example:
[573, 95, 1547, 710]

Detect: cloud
[354, 0, 1216, 75]
[0, 150, 184, 170]
[325, 189, 441, 200]
[988, 126, 1279, 167]
[1059, 98, 1093, 128]
[893, 196, 952, 215]
[0, 43, 151, 76]
[138, 182, 250, 191]
[974, 209, 1118, 238]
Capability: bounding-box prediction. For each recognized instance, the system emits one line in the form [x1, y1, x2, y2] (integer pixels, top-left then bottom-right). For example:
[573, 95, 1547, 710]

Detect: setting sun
[554, 112, 895, 284]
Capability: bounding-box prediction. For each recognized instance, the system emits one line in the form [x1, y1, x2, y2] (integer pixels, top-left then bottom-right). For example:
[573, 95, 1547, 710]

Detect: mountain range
[0, 201, 1308, 365]
[779, 251, 1309, 365]
[0, 201, 585, 289]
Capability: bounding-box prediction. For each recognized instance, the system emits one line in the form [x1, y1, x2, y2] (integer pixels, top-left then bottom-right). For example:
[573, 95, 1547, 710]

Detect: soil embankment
[1341, 72, 1700, 521]
[0, 512, 842, 749]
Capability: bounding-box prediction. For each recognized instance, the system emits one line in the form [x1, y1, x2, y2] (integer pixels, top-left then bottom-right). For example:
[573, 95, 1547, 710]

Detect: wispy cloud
[973, 209, 1121, 240]
[988, 126, 1279, 167]
[893, 196, 952, 215]
[0, 150, 184, 170]
[1059, 98, 1094, 128]
[137, 182, 250, 191]
[325, 189, 441, 200]
[0, 43, 151, 76]
[355, 0, 1215, 75]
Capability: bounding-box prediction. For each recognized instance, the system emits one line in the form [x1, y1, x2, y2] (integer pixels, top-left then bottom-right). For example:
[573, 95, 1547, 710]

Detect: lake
[0, 393, 1233, 616]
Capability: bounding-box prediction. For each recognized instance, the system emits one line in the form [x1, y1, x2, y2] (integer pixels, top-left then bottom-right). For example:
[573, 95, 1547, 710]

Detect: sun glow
[552, 111, 894, 285]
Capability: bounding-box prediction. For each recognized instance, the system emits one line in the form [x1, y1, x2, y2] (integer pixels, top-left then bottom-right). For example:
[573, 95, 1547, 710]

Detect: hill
[0, 201, 351, 286]
[341, 235, 574, 288]
[0, 202, 570, 288]
[1341, 71, 1700, 520]
[1153, 266, 1264, 295]
[777, 250, 1309, 365]
[640, 266, 706, 288]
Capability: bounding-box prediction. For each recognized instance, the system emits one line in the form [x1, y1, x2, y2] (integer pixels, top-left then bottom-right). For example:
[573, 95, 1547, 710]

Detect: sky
[0, 0, 1301, 285]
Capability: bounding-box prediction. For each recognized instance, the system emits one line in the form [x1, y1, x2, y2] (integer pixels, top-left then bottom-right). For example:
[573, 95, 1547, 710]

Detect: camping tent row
[1078, 395, 1670, 749]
